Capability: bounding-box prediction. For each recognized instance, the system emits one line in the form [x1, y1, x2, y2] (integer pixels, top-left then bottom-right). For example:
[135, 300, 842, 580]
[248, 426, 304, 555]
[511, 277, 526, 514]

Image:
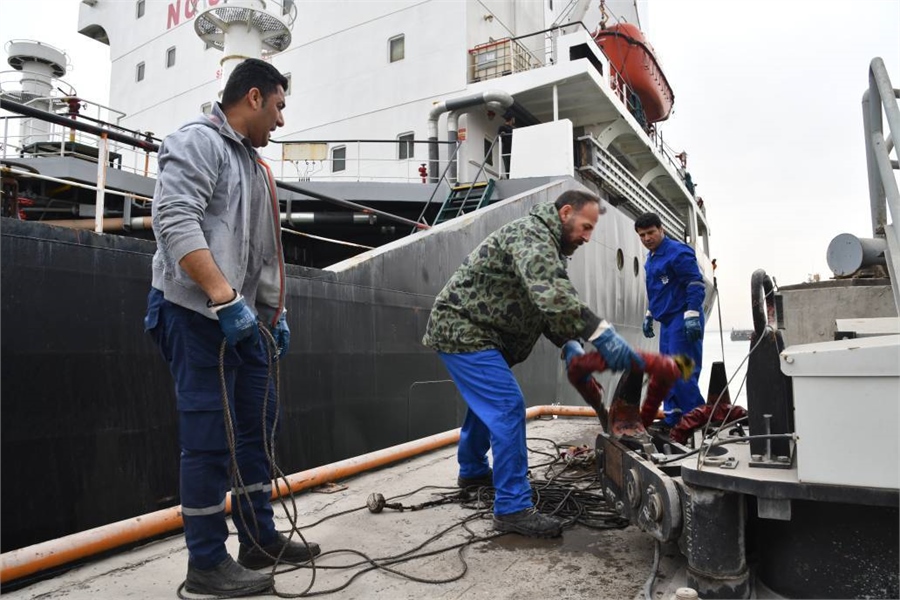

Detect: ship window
[389, 34, 405, 63]
[136, 0, 145, 18]
[284, 73, 291, 96]
[398, 132, 414, 159]
[616, 248, 624, 270]
[332, 146, 346, 172]
[201, 102, 212, 115]
[166, 46, 176, 69]
[483, 138, 494, 167]
[136, 62, 145, 82]
[633, 256, 639, 276]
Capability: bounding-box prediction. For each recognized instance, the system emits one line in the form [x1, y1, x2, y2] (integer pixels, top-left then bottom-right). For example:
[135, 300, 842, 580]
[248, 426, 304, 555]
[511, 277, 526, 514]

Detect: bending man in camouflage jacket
[422, 190, 644, 538]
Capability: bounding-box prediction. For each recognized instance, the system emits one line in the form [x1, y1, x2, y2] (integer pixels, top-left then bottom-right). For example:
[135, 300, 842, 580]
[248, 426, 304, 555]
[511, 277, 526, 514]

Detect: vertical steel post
[95, 132, 109, 233]
[680, 485, 750, 599]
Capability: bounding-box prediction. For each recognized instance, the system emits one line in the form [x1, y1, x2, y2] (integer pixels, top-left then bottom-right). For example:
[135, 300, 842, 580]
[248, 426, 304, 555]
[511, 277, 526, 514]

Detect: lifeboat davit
[593, 23, 674, 124]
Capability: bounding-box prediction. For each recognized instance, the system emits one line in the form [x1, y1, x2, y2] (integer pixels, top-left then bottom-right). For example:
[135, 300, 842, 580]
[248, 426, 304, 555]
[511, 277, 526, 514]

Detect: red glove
[670, 402, 748, 444]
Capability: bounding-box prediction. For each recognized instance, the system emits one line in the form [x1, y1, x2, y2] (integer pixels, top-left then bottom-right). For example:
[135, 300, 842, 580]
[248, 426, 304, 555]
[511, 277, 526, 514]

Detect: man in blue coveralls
[635, 212, 706, 428]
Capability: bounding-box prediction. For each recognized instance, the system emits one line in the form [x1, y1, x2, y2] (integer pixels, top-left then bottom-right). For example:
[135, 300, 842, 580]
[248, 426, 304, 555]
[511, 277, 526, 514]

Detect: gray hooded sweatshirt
[150, 103, 285, 326]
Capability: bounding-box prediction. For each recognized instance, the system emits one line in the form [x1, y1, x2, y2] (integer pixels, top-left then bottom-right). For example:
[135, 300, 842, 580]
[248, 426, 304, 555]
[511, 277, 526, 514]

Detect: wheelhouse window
[284, 73, 292, 96]
[389, 34, 405, 63]
[201, 102, 212, 115]
[398, 132, 414, 159]
[332, 146, 346, 172]
[166, 46, 176, 69]
[136, 0, 145, 18]
[136, 62, 145, 82]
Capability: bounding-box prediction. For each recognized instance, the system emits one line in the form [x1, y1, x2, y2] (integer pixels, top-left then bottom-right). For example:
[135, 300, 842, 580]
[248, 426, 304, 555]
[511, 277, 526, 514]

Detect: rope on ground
[263, 438, 628, 597]
[186, 335, 628, 598]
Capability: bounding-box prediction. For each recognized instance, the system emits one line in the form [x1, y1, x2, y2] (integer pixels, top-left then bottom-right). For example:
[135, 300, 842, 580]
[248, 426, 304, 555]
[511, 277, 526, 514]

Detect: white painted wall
[510, 119, 574, 178]
[74, 0, 643, 180]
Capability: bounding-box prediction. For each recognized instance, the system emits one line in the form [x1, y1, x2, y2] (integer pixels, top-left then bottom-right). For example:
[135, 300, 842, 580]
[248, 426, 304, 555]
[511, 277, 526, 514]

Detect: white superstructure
[74, 0, 708, 244]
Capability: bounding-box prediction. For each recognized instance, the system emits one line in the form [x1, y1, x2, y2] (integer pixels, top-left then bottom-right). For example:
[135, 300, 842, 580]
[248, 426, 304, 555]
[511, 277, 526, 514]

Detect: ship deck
[3, 417, 692, 600]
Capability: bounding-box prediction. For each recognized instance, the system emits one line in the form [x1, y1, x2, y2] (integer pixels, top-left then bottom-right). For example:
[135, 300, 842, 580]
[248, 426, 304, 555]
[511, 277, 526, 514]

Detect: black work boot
[238, 533, 321, 569]
[185, 555, 273, 596]
[493, 507, 563, 538]
[456, 468, 493, 489]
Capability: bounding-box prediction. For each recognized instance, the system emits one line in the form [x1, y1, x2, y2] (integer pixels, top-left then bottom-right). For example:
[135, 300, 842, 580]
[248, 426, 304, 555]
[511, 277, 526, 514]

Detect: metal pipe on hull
[427, 90, 513, 182]
[38, 217, 153, 231]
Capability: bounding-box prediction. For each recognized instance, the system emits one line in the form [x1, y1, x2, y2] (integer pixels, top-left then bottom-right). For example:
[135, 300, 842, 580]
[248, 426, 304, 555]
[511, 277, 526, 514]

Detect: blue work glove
[273, 311, 290, 360]
[684, 312, 703, 343]
[642, 314, 655, 338]
[211, 292, 259, 347]
[591, 326, 645, 372]
[562, 340, 591, 383]
[562, 340, 585, 369]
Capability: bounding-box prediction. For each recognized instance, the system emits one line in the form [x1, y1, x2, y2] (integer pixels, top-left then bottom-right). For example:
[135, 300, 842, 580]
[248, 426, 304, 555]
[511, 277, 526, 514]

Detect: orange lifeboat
[593, 23, 674, 124]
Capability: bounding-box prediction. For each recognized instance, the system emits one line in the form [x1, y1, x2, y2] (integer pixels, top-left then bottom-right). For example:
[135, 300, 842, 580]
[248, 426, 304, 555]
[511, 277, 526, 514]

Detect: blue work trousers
[438, 349, 532, 516]
[145, 288, 279, 569]
[659, 312, 705, 426]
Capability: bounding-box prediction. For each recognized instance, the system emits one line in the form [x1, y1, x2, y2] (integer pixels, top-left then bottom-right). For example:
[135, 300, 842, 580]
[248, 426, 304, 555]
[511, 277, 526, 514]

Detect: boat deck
[4, 417, 692, 600]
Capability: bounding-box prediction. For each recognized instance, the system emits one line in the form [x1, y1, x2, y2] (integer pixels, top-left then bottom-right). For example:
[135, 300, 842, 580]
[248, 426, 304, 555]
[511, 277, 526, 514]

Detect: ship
[1, 3, 898, 598]
[0, 0, 712, 561]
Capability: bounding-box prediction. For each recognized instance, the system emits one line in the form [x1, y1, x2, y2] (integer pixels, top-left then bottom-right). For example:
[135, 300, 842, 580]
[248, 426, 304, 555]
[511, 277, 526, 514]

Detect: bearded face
[559, 202, 600, 256]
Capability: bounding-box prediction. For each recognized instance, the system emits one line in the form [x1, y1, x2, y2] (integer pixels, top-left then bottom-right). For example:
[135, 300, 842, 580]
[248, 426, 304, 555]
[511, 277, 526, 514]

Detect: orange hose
[0, 405, 596, 583]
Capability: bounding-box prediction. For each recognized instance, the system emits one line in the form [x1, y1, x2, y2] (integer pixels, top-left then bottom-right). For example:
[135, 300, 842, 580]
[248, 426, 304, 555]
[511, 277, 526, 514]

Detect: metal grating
[196, 7, 291, 52]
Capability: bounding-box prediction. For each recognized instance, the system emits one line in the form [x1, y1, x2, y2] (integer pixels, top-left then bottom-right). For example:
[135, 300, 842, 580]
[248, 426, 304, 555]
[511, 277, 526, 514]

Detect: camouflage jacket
[422, 201, 602, 366]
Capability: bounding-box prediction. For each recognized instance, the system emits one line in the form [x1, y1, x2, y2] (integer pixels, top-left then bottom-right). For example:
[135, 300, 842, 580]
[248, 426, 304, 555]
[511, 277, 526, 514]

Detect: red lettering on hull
[166, 0, 219, 30]
[167, 0, 181, 29]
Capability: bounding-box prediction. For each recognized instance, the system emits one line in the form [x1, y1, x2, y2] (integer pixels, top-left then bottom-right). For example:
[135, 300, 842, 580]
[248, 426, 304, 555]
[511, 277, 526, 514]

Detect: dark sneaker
[456, 469, 493, 489]
[493, 507, 563, 538]
[238, 533, 321, 569]
[185, 555, 273, 596]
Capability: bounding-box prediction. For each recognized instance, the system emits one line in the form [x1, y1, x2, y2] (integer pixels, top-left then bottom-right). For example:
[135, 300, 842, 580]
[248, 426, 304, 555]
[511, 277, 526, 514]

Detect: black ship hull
[1, 180, 665, 552]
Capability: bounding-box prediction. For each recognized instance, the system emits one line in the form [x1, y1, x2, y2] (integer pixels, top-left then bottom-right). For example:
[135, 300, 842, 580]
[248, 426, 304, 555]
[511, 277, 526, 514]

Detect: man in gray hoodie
[144, 58, 319, 596]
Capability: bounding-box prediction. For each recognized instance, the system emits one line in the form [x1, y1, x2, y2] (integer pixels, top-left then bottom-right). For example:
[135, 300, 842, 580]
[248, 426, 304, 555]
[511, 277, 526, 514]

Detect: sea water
[699, 331, 755, 408]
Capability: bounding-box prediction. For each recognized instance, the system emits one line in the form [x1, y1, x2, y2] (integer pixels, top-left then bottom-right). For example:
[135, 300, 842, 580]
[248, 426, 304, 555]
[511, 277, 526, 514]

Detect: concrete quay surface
[5, 417, 691, 600]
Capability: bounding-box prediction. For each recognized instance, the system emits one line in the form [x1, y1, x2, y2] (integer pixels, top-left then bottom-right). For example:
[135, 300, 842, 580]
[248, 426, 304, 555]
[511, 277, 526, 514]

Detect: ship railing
[272, 0, 298, 29]
[1, 96, 159, 232]
[576, 132, 686, 241]
[0, 71, 126, 126]
[468, 23, 594, 83]
[273, 138, 458, 184]
[863, 57, 900, 312]
[0, 98, 158, 179]
[467, 25, 697, 205]
[1, 98, 440, 239]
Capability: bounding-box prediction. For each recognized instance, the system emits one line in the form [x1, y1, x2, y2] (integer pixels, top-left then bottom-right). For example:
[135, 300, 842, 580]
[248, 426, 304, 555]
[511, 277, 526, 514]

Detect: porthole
[633, 256, 640, 276]
[616, 248, 624, 271]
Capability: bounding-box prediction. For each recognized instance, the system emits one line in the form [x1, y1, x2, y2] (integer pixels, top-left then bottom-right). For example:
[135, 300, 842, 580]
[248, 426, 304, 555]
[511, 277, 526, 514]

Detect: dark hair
[634, 212, 662, 230]
[554, 190, 605, 214]
[221, 58, 289, 109]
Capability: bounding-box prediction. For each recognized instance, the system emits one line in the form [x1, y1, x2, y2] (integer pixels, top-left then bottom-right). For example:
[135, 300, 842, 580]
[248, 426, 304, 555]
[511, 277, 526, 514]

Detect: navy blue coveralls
[644, 236, 706, 426]
[145, 290, 280, 569]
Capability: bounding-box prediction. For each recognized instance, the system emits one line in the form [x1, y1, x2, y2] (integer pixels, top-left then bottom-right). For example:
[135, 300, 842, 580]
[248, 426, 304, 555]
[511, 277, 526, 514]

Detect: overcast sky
[1, 0, 899, 331]
[645, 0, 900, 330]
